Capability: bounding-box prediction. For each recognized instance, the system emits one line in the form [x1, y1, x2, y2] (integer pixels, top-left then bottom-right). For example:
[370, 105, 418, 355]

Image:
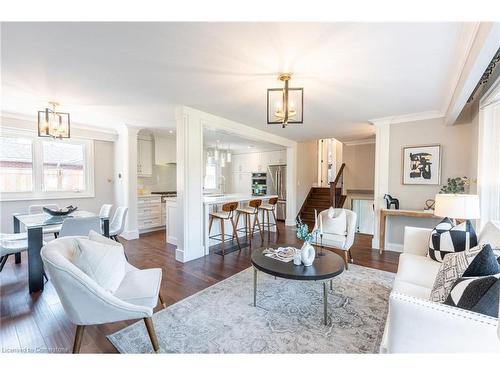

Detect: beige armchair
[41, 235, 166, 353]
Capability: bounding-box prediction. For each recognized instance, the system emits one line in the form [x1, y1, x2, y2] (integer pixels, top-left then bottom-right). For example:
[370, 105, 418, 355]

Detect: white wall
[0, 140, 115, 232]
[296, 141, 318, 211]
[385, 116, 478, 248]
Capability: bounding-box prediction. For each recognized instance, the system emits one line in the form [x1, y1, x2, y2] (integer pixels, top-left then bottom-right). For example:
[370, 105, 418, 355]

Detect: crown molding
[343, 138, 376, 146]
[1, 111, 119, 135]
[369, 110, 444, 126]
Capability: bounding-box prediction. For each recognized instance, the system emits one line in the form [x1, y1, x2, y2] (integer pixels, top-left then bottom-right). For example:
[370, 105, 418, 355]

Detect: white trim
[0, 133, 95, 202]
[371, 119, 391, 249]
[369, 110, 444, 126]
[1, 114, 118, 141]
[385, 242, 404, 253]
[343, 138, 376, 146]
[480, 75, 500, 109]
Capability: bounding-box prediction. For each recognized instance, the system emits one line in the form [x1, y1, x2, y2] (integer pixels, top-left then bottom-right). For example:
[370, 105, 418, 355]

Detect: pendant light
[267, 73, 303, 128]
[37, 101, 71, 139]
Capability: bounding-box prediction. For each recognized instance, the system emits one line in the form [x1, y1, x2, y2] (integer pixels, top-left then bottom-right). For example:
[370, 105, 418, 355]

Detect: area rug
[107, 264, 394, 353]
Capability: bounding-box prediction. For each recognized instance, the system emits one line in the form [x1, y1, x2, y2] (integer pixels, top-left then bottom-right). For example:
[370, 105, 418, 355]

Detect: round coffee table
[251, 247, 345, 325]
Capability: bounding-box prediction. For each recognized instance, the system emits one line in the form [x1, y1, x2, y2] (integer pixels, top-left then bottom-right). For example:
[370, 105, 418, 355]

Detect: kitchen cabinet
[137, 139, 153, 177]
[154, 136, 176, 165]
[231, 172, 252, 194]
[137, 195, 163, 231]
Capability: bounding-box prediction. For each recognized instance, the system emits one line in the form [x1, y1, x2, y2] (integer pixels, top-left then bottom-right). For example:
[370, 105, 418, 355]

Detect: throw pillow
[74, 238, 126, 293]
[479, 221, 500, 252]
[430, 244, 484, 303]
[428, 218, 477, 262]
[462, 244, 500, 277]
[443, 274, 500, 318]
[322, 208, 347, 235]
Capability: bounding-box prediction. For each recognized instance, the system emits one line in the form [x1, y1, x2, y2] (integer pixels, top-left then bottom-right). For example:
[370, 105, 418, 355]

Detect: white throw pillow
[479, 221, 500, 254]
[322, 209, 347, 235]
[88, 229, 122, 247]
[74, 237, 126, 293]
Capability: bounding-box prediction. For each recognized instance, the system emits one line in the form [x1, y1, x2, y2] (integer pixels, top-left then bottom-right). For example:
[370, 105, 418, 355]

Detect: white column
[114, 125, 140, 240]
[371, 119, 391, 249]
[175, 106, 205, 262]
[285, 144, 298, 226]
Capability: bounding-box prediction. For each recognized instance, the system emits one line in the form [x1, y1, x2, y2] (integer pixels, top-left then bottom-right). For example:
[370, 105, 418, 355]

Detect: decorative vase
[300, 241, 315, 266]
[293, 252, 302, 265]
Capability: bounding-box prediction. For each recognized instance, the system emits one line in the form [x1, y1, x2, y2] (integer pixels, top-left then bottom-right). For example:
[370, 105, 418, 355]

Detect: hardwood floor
[0, 223, 399, 353]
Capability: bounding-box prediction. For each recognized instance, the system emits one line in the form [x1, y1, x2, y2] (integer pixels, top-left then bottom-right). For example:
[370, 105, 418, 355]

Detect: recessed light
[169, 130, 174, 134]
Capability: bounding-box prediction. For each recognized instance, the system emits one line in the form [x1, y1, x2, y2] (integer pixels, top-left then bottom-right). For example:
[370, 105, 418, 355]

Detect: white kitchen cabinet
[231, 172, 252, 194]
[137, 139, 153, 177]
[154, 136, 176, 165]
[137, 195, 163, 231]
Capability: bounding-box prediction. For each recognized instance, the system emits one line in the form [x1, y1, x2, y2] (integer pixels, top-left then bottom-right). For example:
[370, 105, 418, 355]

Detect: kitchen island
[203, 194, 279, 254]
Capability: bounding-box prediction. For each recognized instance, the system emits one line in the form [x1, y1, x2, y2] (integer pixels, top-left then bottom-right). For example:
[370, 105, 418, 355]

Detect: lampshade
[434, 194, 480, 219]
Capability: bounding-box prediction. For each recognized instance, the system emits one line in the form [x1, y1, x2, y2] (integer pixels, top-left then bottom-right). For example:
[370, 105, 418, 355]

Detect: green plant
[295, 217, 318, 243]
[439, 176, 470, 194]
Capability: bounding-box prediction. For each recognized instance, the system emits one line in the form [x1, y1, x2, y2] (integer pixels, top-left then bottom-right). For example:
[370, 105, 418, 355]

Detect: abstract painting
[402, 145, 441, 185]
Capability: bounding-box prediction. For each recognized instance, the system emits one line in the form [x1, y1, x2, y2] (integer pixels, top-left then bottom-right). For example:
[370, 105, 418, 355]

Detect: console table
[379, 208, 439, 253]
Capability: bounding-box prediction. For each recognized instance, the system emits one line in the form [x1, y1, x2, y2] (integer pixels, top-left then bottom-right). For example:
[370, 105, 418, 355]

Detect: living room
[1, 1, 499, 374]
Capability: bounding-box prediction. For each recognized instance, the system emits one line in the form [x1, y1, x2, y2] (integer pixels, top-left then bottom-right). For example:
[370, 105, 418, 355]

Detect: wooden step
[307, 198, 330, 206]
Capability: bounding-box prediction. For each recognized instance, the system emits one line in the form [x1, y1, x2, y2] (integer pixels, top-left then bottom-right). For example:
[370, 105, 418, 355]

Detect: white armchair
[314, 208, 357, 269]
[41, 236, 166, 353]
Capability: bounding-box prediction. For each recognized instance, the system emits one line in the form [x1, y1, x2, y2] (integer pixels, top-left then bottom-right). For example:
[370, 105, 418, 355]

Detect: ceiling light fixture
[267, 73, 303, 128]
[37, 101, 70, 139]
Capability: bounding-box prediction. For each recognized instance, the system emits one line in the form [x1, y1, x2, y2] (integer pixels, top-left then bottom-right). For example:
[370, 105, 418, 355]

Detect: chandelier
[267, 73, 303, 128]
[37, 101, 70, 139]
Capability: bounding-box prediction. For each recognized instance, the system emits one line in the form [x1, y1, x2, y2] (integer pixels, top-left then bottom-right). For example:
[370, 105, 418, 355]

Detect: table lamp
[434, 194, 480, 224]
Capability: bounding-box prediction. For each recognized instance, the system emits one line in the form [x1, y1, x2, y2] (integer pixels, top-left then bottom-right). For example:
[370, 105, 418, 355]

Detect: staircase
[298, 163, 347, 227]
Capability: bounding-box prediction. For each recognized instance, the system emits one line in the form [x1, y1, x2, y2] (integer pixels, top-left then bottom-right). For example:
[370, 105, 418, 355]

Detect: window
[0, 138, 33, 192]
[204, 163, 217, 190]
[0, 133, 94, 201]
[42, 141, 85, 192]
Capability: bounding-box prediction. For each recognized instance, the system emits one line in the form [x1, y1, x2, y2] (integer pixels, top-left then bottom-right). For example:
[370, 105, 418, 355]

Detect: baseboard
[175, 246, 205, 263]
[120, 229, 139, 240]
[385, 242, 404, 252]
[167, 235, 178, 246]
[372, 237, 380, 249]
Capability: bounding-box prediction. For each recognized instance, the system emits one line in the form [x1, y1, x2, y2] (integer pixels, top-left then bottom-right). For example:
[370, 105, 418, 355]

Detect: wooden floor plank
[0, 223, 399, 353]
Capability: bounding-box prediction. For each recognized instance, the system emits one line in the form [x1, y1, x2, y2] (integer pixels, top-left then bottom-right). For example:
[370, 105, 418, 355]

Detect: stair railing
[329, 163, 346, 207]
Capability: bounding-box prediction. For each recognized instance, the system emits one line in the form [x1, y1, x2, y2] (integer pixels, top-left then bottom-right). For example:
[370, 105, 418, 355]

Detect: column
[371, 119, 391, 249]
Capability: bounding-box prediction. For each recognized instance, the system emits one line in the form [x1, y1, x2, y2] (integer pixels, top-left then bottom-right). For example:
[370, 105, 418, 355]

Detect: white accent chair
[109, 207, 128, 241]
[29, 204, 62, 238]
[380, 226, 500, 353]
[59, 217, 101, 237]
[313, 208, 357, 269]
[41, 236, 166, 353]
[99, 204, 113, 218]
[0, 233, 28, 272]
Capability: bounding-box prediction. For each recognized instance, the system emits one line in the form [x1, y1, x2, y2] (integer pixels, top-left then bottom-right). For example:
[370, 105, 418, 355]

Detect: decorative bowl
[43, 205, 78, 216]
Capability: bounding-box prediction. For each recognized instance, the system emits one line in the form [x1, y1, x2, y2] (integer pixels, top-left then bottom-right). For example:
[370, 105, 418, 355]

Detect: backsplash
[138, 164, 176, 193]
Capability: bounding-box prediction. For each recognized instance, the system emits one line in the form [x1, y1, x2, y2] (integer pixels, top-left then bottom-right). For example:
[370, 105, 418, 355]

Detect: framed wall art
[402, 144, 441, 185]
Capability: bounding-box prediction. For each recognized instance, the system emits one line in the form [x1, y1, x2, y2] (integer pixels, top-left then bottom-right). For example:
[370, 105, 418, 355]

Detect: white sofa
[380, 226, 500, 353]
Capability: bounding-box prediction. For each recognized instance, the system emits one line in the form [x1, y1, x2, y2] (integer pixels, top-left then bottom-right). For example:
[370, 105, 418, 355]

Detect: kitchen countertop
[203, 193, 278, 205]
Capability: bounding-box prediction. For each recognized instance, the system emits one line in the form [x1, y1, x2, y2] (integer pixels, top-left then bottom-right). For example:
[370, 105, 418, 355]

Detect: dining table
[13, 210, 110, 293]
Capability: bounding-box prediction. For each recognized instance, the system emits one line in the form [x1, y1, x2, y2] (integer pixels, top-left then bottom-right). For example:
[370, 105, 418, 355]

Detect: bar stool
[259, 197, 280, 238]
[234, 199, 264, 245]
[208, 202, 241, 256]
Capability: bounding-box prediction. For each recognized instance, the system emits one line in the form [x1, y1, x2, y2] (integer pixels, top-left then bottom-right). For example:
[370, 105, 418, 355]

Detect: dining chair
[0, 233, 28, 272]
[29, 204, 62, 238]
[59, 217, 101, 237]
[41, 234, 166, 353]
[109, 207, 128, 241]
[99, 204, 113, 218]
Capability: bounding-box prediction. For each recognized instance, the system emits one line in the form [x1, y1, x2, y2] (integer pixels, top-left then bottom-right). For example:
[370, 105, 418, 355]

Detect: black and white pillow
[444, 274, 500, 318]
[428, 218, 477, 262]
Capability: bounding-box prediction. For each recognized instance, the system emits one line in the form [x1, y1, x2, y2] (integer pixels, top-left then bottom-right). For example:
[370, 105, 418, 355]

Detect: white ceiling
[1, 22, 472, 142]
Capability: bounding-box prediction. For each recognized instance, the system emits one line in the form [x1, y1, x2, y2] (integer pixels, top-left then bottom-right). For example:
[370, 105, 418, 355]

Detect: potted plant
[295, 217, 318, 266]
